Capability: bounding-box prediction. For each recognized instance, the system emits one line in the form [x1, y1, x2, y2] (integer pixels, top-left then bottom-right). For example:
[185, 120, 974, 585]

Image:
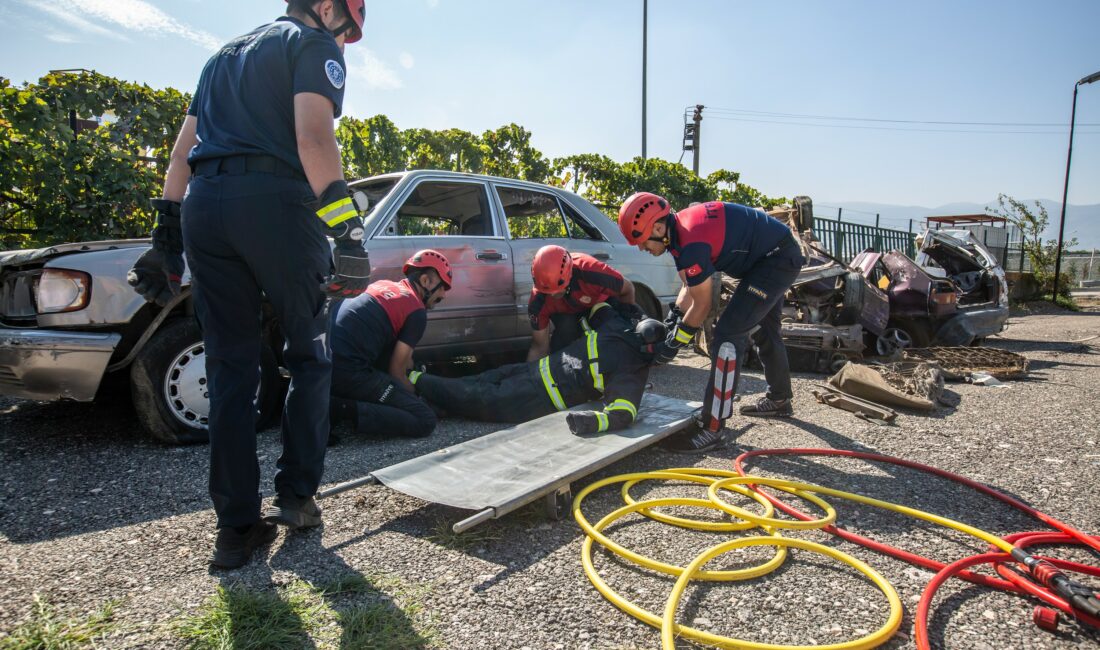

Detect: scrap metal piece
[902, 347, 1028, 380]
[813, 385, 898, 424]
[827, 362, 935, 411]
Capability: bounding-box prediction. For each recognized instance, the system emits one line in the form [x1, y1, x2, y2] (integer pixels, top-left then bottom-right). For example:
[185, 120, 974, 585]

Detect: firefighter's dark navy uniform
[330, 279, 436, 438]
[418, 306, 649, 433]
[181, 16, 346, 528]
[528, 253, 626, 351]
[668, 201, 806, 407]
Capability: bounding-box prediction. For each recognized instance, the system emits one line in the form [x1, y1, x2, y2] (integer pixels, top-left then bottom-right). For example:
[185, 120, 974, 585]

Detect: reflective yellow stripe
[588, 302, 610, 318]
[538, 356, 567, 411]
[595, 411, 609, 432]
[408, 370, 422, 385]
[586, 330, 604, 393]
[606, 398, 638, 421]
[316, 197, 356, 226]
[674, 326, 693, 345]
[580, 317, 592, 332]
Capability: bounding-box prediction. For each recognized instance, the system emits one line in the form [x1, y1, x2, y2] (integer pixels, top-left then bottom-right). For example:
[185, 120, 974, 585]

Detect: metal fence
[812, 217, 916, 262]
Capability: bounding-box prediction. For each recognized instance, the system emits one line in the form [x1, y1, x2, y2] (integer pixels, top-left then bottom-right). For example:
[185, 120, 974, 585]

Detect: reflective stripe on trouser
[585, 330, 604, 392]
[539, 356, 567, 410]
[595, 411, 609, 432]
[606, 398, 637, 422]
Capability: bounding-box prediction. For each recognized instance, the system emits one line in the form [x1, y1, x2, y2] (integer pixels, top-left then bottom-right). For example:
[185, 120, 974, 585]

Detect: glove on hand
[664, 303, 684, 329]
[566, 411, 601, 435]
[619, 301, 646, 323]
[128, 199, 185, 307]
[317, 181, 371, 298]
[653, 319, 699, 365]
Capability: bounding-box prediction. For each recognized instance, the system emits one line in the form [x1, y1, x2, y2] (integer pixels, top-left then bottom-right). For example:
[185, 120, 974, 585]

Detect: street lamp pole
[1053, 70, 1100, 301]
[642, 0, 646, 161]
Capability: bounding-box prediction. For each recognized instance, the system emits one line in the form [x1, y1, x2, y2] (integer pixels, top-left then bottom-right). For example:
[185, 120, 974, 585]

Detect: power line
[703, 106, 1100, 128]
[704, 114, 1100, 135]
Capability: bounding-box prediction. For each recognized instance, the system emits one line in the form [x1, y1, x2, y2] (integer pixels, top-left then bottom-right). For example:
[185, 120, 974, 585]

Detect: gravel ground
[2, 306, 1099, 649]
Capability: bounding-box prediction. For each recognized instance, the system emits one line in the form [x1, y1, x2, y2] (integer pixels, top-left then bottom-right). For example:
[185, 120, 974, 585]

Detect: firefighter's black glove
[566, 411, 602, 436]
[654, 320, 698, 365]
[317, 181, 371, 298]
[664, 303, 683, 329]
[128, 199, 185, 307]
[619, 301, 646, 323]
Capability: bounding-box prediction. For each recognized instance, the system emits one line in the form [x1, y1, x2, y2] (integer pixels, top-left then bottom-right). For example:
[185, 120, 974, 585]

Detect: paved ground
[2, 306, 1099, 649]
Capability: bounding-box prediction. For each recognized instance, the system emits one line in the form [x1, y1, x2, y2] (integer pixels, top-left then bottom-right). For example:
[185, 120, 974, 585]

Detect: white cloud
[27, 0, 221, 50]
[45, 32, 81, 44]
[399, 52, 415, 70]
[350, 49, 403, 90]
[27, 2, 126, 40]
[427, 0, 440, 8]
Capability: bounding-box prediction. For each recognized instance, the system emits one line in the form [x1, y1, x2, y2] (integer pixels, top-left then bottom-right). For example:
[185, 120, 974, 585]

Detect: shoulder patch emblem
[325, 59, 345, 89]
[579, 295, 592, 303]
[685, 264, 703, 277]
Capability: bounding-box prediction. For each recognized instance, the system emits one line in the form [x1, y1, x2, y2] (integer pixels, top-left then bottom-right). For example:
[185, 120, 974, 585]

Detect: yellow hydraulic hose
[574, 468, 1019, 649]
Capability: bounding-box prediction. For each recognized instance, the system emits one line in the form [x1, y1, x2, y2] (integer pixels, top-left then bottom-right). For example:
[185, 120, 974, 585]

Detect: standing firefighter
[618, 194, 806, 453]
[329, 250, 452, 439]
[127, 0, 369, 569]
[527, 244, 639, 361]
[417, 304, 664, 435]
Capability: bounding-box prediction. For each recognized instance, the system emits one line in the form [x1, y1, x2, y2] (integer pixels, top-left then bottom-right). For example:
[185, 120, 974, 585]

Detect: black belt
[190, 154, 304, 180]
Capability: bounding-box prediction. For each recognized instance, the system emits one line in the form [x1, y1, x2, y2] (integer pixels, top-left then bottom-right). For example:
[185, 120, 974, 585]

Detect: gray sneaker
[662, 426, 726, 454]
[264, 494, 322, 530]
[739, 396, 793, 418]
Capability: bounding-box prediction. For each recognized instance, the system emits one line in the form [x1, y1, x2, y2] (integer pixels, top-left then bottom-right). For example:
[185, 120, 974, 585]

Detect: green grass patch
[0, 595, 118, 650]
[425, 517, 501, 551]
[175, 575, 437, 650]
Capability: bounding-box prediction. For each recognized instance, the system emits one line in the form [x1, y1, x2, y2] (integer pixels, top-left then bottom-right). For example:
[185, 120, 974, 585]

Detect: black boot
[210, 521, 277, 569]
[264, 494, 323, 530]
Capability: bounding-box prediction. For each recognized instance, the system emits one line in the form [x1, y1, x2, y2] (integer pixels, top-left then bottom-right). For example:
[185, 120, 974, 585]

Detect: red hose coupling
[1033, 606, 1060, 632]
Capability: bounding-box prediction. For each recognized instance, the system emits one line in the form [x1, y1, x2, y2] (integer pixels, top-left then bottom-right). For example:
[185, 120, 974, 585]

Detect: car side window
[561, 200, 605, 241]
[383, 181, 494, 237]
[497, 187, 568, 239]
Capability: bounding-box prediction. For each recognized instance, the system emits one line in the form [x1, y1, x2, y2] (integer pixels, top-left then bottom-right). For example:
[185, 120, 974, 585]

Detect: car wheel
[874, 321, 929, 357]
[130, 318, 280, 445]
[634, 286, 662, 320]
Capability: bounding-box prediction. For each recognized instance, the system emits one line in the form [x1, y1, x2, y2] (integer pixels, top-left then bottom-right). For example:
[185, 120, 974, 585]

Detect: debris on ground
[901, 347, 1029, 380]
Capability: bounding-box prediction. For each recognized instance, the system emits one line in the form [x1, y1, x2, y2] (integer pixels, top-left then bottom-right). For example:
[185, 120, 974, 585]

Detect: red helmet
[403, 249, 452, 289]
[531, 245, 573, 294]
[618, 192, 671, 245]
[287, 0, 364, 43]
[341, 0, 365, 43]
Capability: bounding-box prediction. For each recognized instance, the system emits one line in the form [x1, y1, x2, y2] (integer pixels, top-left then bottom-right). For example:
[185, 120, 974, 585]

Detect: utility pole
[641, 0, 648, 159]
[692, 105, 703, 175]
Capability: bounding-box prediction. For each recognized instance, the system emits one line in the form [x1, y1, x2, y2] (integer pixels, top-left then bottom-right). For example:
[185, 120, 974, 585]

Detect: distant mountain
[815, 199, 1100, 250]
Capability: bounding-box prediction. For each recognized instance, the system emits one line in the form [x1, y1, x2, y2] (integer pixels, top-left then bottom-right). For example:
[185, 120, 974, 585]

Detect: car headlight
[36, 269, 91, 314]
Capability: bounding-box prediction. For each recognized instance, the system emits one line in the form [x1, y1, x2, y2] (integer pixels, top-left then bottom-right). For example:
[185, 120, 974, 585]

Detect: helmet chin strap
[303, 3, 354, 39]
[413, 276, 444, 307]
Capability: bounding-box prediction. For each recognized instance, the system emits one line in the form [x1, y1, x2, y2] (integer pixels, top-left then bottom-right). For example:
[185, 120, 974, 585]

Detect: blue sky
[3, 0, 1099, 219]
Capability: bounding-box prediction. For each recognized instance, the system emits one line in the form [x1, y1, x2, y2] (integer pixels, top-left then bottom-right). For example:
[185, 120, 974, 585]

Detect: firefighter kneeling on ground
[527, 244, 641, 361]
[413, 303, 665, 435]
[328, 250, 453, 439]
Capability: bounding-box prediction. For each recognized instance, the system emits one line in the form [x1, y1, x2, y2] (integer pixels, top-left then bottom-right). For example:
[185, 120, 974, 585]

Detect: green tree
[481, 124, 551, 183]
[336, 114, 404, 178]
[0, 71, 188, 248]
[988, 193, 1077, 297]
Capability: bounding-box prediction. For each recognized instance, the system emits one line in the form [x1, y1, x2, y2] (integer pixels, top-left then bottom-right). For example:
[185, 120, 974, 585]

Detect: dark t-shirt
[187, 16, 346, 175]
[668, 201, 792, 285]
[331, 279, 427, 368]
[528, 253, 625, 330]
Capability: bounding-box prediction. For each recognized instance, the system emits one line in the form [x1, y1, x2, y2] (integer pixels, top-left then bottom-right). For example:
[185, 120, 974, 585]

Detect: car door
[366, 176, 515, 351]
[491, 182, 598, 333]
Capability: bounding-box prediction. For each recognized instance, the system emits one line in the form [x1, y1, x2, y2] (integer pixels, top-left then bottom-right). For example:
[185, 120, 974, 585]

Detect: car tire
[793, 195, 814, 231]
[874, 320, 930, 357]
[130, 317, 280, 445]
[634, 285, 662, 320]
[837, 271, 867, 325]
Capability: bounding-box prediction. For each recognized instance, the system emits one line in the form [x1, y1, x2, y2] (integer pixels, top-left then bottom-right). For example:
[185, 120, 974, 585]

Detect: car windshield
[351, 177, 401, 229]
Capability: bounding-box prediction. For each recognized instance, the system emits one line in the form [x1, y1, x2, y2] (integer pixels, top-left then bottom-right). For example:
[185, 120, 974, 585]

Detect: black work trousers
[708, 249, 803, 414]
[416, 362, 555, 423]
[331, 364, 436, 438]
[183, 171, 332, 529]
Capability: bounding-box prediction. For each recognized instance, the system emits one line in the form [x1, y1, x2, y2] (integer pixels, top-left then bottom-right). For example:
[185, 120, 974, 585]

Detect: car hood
[916, 229, 1000, 273]
[0, 239, 150, 268]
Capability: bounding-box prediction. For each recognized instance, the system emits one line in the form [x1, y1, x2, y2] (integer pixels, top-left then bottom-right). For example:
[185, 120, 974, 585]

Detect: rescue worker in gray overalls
[413, 304, 666, 436]
[127, 0, 369, 569]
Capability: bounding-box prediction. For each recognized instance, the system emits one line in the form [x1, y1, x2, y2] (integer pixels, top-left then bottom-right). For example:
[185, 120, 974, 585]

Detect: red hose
[733, 448, 1100, 648]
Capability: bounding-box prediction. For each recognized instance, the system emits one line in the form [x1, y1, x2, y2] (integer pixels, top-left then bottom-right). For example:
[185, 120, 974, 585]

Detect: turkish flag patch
[685, 264, 703, 277]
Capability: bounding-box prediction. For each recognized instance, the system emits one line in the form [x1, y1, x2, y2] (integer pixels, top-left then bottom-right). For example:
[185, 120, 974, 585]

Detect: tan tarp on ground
[827, 362, 935, 411]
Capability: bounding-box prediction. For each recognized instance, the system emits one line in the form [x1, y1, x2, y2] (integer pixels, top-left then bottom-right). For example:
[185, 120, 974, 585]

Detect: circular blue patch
[325, 59, 345, 89]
